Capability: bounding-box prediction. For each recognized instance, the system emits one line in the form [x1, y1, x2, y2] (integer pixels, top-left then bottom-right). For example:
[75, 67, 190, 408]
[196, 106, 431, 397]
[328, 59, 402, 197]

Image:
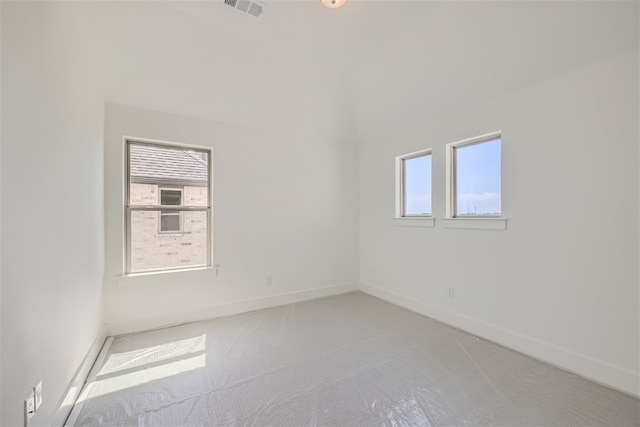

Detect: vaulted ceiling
[82, 1, 638, 139]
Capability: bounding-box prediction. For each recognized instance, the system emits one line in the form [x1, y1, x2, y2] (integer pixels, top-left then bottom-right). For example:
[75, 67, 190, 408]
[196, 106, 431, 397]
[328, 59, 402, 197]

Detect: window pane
[160, 212, 181, 232]
[404, 155, 431, 216]
[455, 139, 501, 216]
[130, 210, 207, 272]
[129, 143, 209, 206]
[161, 190, 182, 206]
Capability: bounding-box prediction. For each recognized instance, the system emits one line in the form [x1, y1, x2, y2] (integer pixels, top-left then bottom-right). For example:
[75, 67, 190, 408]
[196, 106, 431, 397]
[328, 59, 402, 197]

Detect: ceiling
[84, 1, 638, 139]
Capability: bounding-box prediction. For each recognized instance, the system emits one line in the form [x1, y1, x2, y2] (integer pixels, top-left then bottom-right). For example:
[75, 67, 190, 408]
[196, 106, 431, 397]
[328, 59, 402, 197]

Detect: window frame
[394, 148, 434, 227]
[444, 131, 506, 230]
[125, 137, 213, 274]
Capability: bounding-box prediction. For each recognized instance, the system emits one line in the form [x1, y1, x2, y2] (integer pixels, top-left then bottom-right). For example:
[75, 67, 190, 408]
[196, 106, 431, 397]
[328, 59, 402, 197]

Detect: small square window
[396, 149, 432, 217]
[160, 211, 182, 233]
[160, 189, 182, 206]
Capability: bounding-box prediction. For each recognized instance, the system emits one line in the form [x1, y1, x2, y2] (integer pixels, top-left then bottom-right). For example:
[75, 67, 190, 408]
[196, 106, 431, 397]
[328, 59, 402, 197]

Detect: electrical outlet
[266, 275, 272, 286]
[34, 380, 42, 411]
[24, 390, 35, 426]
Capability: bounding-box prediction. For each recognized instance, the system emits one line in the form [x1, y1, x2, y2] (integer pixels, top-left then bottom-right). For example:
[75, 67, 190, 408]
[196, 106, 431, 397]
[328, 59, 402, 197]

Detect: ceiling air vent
[224, 0, 264, 17]
[247, 2, 263, 17]
[237, 0, 251, 12]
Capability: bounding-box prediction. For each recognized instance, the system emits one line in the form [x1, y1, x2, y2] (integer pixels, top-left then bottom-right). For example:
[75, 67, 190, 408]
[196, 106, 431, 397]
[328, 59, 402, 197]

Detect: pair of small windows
[397, 132, 501, 219]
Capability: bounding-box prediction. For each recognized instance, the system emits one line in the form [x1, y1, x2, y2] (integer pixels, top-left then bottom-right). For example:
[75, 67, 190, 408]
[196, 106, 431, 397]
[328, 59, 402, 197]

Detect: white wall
[96, 1, 360, 334]
[103, 103, 359, 334]
[351, 1, 639, 144]
[93, 1, 358, 137]
[357, 49, 639, 395]
[1, 2, 106, 425]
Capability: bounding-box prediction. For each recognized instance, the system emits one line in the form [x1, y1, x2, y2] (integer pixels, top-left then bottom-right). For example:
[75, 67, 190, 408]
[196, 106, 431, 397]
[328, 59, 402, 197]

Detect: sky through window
[404, 154, 432, 216]
[455, 138, 501, 216]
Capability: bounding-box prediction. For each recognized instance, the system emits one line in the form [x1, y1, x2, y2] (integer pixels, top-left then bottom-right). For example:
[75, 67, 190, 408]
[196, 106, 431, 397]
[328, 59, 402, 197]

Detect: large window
[396, 149, 432, 217]
[126, 139, 212, 274]
[446, 132, 501, 218]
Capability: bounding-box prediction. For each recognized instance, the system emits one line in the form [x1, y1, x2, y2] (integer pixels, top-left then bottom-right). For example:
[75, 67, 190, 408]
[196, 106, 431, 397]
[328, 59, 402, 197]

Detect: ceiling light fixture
[321, 0, 346, 9]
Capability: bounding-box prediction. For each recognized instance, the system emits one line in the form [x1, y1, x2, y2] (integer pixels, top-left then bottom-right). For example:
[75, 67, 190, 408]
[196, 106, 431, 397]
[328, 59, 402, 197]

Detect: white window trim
[125, 137, 213, 275]
[445, 131, 506, 230]
[440, 218, 506, 230]
[392, 217, 435, 227]
[395, 149, 433, 227]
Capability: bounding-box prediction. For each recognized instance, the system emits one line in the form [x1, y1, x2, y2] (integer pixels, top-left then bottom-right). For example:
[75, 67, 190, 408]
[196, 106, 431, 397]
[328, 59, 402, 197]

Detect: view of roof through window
[129, 144, 208, 189]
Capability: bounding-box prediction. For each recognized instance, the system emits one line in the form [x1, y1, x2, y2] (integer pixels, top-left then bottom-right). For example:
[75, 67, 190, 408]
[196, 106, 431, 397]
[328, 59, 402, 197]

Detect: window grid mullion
[128, 206, 209, 211]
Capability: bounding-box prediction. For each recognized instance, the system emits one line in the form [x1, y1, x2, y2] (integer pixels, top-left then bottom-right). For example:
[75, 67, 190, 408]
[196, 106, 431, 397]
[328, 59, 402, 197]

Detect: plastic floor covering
[70, 292, 639, 426]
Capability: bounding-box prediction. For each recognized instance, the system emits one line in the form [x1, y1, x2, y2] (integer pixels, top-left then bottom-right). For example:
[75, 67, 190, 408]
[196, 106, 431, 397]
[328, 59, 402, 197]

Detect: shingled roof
[130, 143, 208, 187]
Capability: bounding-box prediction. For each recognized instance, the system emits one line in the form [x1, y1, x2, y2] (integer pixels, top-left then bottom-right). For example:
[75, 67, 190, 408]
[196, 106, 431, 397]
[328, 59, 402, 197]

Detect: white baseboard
[107, 282, 359, 336]
[63, 337, 115, 427]
[50, 328, 108, 426]
[359, 282, 640, 397]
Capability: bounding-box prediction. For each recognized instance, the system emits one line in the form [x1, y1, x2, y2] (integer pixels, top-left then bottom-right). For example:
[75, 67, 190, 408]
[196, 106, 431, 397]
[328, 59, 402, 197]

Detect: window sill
[393, 217, 435, 227]
[124, 265, 210, 278]
[441, 218, 507, 230]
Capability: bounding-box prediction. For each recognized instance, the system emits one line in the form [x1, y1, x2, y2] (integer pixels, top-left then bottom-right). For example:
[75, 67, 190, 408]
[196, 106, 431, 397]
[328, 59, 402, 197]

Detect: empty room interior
[1, 0, 639, 426]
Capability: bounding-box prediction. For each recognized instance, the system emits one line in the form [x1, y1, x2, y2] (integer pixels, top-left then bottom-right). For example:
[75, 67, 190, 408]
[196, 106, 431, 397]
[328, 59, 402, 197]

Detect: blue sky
[404, 155, 432, 215]
[456, 139, 501, 215]
[404, 138, 501, 216]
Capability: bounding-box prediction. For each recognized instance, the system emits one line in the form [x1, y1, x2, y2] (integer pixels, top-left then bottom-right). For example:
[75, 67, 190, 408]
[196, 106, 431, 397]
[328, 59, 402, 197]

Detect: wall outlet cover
[24, 390, 35, 426]
[34, 380, 42, 411]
